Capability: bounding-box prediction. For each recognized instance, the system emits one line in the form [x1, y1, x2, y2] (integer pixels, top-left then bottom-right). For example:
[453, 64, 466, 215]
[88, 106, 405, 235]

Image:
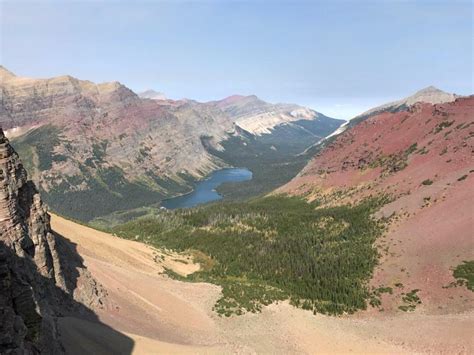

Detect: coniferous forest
[113, 196, 387, 316]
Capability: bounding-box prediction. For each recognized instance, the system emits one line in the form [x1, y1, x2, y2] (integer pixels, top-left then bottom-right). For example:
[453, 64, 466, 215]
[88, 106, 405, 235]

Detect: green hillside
[113, 195, 386, 316]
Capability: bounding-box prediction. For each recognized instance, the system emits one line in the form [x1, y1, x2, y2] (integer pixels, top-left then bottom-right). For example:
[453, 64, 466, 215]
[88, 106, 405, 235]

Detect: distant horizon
[130, 84, 464, 120]
[1, 0, 472, 120]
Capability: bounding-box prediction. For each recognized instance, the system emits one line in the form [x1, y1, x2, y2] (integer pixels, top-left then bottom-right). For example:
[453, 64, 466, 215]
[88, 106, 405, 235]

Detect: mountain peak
[222, 94, 247, 101]
[420, 85, 440, 91]
[353, 86, 457, 121]
[406, 86, 456, 106]
[138, 89, 166, 100]
[218, 94, 260, 105]
[413, 85, 445, 95]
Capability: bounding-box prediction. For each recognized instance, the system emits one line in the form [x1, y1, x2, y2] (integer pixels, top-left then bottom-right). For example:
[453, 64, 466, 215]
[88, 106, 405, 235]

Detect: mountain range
[0, 66, 472, 353]
[93, 84, 472, 352]
[0, 66, 342, 220]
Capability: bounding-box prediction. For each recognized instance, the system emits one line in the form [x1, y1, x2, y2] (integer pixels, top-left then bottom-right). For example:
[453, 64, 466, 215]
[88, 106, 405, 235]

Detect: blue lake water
[161, 168, 252, 209]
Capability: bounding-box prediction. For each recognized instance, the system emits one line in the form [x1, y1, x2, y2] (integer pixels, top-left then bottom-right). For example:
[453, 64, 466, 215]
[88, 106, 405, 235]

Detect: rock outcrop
[211, 94, 334, 135]
[0, 128, 105, 353]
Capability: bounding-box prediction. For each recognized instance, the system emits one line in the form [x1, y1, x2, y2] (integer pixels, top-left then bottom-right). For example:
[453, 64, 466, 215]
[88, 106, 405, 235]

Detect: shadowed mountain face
[1, 67, 343, 221]
[0, 129, 133, 353]
[281, 95, 474, 313]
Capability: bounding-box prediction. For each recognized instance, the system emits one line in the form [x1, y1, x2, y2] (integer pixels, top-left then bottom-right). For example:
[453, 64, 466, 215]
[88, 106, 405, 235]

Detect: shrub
[452, 261, 474, 291]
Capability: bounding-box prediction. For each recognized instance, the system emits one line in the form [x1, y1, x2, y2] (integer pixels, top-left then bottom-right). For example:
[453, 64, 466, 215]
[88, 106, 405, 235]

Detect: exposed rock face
[0, 128, 104, 353]
[211, 94, 331, 135]
[1, 67, 342, 221]
[0, 66, 232, 177]
[0, 66, 137, 130]
[0, 67, 233, 194]
[0, 134, 56, 279]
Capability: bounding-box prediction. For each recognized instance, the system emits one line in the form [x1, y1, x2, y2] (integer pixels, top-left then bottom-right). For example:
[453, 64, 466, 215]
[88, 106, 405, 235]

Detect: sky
[1, 0, 472, 119]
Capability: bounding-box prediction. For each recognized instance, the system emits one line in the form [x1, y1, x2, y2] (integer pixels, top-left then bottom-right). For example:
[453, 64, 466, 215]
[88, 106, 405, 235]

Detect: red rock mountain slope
[281, 97, 474, 313]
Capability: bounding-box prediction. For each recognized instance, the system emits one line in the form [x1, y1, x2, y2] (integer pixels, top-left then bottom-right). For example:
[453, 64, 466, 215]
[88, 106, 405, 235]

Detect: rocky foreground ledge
[0, 128, 105, 353]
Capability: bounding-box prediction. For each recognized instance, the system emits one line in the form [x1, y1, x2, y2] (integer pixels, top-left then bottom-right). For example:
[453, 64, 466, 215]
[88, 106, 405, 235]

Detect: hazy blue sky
[1, 0, 472, 119]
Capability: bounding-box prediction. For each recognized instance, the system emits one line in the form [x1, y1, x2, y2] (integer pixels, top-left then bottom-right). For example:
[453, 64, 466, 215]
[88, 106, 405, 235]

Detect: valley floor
[51, 214, 474, 354]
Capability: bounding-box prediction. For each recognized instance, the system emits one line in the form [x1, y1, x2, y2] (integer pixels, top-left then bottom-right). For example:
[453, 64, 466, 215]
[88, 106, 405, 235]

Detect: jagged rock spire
[0, 128, 28, 230]
[0, 127, 106, 353]
[0, 129, 57, 352]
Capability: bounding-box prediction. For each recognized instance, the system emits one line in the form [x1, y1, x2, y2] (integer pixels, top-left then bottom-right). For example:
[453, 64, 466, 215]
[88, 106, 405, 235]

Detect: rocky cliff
[0, 128, 104, 353]
[0, 65, 230, 182]
[211, 94, 334, 135]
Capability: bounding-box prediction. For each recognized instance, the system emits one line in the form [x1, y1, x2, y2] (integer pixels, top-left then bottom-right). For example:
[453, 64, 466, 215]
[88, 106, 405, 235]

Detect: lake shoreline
[161, 167, 252, 209]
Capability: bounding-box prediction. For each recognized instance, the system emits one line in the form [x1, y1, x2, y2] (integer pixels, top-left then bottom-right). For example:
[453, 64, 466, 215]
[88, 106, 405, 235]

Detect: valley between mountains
[0, 67, 472, 354]
[1, 66, 342, 222]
